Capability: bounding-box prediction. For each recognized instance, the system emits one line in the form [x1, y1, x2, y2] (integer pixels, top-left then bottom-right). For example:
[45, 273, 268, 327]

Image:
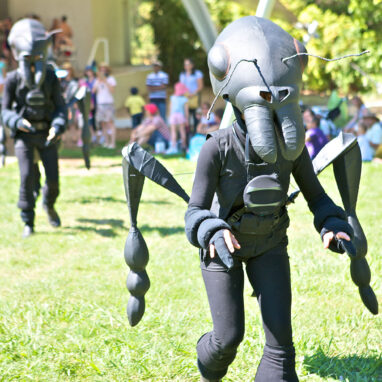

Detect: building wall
[7, 0, 94, 70]
[6, 0, 132, 70]
[112, 66, 151, 110]
[91, 0, 130, 66]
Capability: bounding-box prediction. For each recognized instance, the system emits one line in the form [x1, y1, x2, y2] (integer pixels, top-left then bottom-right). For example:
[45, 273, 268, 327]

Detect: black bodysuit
[184, 119, 351, 381]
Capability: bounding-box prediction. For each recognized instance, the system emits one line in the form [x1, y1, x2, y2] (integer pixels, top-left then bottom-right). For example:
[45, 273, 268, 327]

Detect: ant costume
[184, 17, 355, 381]
[1, 19, 67, 237]
[120, 15, 377, 382]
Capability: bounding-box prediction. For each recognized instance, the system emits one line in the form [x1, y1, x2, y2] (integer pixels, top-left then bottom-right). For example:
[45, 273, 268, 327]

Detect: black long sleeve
[1, 72, 21, 132]
[48, 70, 67, 131]
[188, 136, 221, 210]
[292, 146, 326, 211]
[185, 137, 231, 248]
[292, 146, 350, 238]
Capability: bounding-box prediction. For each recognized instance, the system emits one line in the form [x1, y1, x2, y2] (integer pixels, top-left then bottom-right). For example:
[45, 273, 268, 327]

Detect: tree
[148, 0, 382, 94]
[277, 0, 382, 94]
[148, 0, 252, 83]
[149, 0, 208, 84]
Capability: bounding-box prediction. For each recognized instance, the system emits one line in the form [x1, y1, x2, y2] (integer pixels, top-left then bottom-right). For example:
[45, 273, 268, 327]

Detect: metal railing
[87, 38, 110, 66]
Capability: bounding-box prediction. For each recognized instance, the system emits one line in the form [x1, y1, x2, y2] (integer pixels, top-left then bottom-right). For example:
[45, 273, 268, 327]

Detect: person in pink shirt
[166, 82, 189, 154]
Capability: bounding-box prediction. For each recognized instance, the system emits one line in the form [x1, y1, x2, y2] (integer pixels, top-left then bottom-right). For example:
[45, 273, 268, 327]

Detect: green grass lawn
[0, 147, 381, 381]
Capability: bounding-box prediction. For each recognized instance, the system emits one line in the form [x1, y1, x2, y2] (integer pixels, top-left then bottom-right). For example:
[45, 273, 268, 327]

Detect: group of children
[302, 101, 382, 163]
[125, 82, 222, 155]
[59, 62, 117, 149]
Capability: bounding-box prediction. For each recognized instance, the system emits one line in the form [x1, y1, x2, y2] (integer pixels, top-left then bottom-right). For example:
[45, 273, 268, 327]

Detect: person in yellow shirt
[125, 87, 146, 129]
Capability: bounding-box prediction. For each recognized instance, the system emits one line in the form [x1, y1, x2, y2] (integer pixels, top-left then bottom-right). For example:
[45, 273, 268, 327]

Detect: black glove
[45, 125, 64, 147]
[320, 216, 356, 256]
[209, 229, 234, 270]
[53, 124, 65, 136]
[16, 119, 36, 133]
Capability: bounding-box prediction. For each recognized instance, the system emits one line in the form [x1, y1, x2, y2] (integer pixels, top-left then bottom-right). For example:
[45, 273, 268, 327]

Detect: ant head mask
[8, 18, 52, 102]
[208, 16, 308, 164]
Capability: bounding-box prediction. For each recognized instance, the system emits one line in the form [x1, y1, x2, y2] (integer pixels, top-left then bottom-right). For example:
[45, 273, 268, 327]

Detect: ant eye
[260, 91, 272, 102]
[279, 89, 289, 101]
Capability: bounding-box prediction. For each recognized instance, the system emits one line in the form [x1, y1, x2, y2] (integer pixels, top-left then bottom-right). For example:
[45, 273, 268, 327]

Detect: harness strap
[231, 123, 256, 182]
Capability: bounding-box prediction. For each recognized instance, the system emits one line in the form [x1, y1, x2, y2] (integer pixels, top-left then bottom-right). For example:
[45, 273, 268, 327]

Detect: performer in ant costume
[2, 19, 67, 237]
[121, 15, 377, 382]
[184, 17, 355, 381]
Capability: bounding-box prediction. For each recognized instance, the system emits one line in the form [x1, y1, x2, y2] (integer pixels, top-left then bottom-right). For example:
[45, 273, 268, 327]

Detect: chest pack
[227, 129, 287, 235]
[15, 72, 51, 123]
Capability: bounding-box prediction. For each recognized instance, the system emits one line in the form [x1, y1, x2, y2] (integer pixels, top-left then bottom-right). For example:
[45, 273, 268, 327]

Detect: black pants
[14, 131, 59, 226]
[197, 245, 298, 381]
[131, 113, 143, 129]
[189, 108, 199, 135]
[150, 98, 167, 122]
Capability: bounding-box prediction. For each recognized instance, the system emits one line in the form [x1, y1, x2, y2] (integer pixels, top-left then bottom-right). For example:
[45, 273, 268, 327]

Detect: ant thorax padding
[208, 16, 308, 163]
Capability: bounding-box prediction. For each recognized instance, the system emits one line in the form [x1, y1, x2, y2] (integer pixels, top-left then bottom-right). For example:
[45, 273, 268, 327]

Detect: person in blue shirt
[146, 60, 169, 121]
[179, 58, 203, 132]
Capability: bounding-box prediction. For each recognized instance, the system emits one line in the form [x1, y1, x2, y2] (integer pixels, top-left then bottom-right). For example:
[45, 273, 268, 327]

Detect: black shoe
[43, 204, 61, 227]
[22, 225, 34, 238]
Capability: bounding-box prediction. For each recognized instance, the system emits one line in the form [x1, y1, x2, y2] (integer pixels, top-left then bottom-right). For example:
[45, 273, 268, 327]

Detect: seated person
[204, 107, 224, 133]
[187, 108, 225, 161]
[356, 122, 373, 162]
[303, 108, 328, 159]
[344, 96, 368, 133]
[311, 106, 337, 140]
[129, 103, 170, 150]
[360, 111, 382, 157]
[196, 102, 216, 135]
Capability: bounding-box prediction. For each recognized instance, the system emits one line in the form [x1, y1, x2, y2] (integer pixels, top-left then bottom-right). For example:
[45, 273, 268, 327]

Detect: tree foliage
[149, 0, 207, 84]
[277, 0, 382, 94]
[148, 0, 251, 83]
[146, 0, 382, 93]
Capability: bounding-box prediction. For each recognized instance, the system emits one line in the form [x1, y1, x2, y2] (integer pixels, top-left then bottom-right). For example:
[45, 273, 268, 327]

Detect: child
[125, 87, 145, 129]
[129, 103, 170, 151]
[196, 102, 216, 135]
[166, 82, 189, 154]
[93, 63, 117, 149]
[303, 108, 328, 159]
[357, 122, 373, 161]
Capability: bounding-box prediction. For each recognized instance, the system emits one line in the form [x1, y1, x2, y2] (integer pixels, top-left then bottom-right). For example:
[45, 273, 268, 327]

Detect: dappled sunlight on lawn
[0, 157, 380, 381]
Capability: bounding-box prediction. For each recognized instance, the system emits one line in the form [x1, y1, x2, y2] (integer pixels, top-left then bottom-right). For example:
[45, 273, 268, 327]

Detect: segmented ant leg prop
[122, 157, 150, 326]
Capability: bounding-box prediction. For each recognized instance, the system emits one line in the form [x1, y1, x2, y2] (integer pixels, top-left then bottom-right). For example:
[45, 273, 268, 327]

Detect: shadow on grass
[34, 227, 118, 238]
[67, 218, 125, 237]
[140, 224, 184, 236]
[59, 144, 188, 160]
[42, 221, 184, 238]
[64, 196, 126, 205]
[68, 226, 117, 237]
[77, 218, 124, 227]
[303, 349, 382, 381]
[63, 196, 172, 205]
[40, 218, 126, 238]
[59, 145, 124, 159]
[141, 200, 172, 205]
